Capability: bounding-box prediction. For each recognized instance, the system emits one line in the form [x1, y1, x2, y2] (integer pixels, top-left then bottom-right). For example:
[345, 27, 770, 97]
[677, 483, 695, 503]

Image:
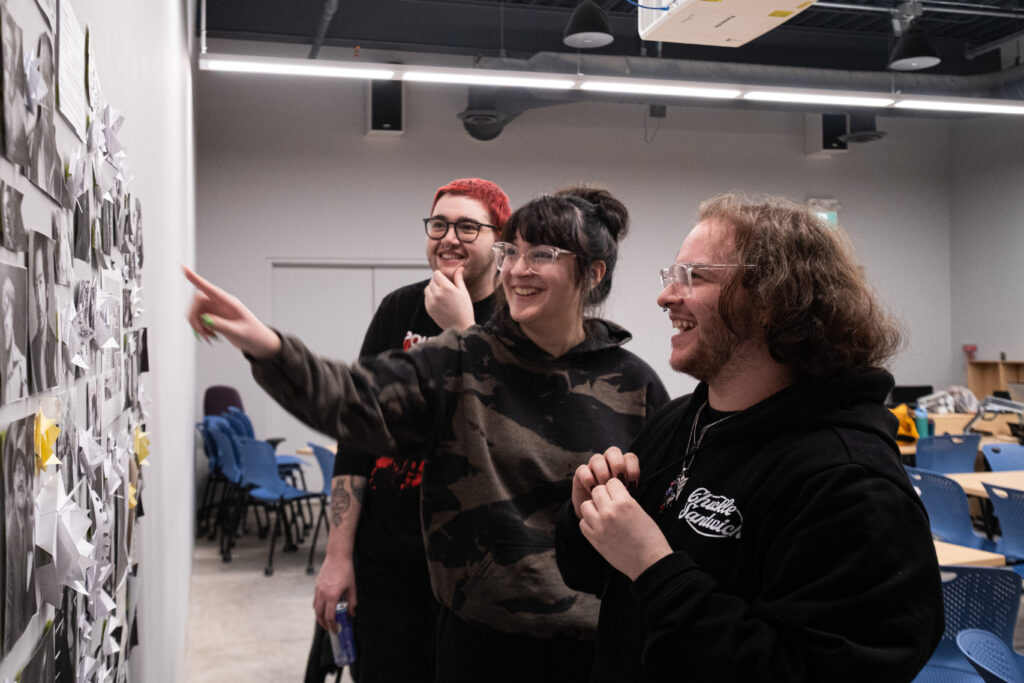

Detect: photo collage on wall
[0, 1, 149, 681]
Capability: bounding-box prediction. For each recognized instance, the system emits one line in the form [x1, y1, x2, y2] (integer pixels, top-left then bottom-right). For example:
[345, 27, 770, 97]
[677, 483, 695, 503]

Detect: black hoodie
[556, 370, 944, 682]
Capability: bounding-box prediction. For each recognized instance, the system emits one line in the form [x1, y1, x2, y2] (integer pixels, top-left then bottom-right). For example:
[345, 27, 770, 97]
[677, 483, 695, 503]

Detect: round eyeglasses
[659, 262, 755, 298]
[492, 242, 575, 274]
[423, 217, 498, 244]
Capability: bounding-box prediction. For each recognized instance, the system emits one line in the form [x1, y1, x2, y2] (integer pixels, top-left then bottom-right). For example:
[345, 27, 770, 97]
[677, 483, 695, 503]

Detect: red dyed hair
[432, 178, 511, 228]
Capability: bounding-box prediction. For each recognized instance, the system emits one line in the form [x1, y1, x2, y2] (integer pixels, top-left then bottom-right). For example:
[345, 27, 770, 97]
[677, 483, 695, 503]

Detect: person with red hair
[308, 178, 510, 683]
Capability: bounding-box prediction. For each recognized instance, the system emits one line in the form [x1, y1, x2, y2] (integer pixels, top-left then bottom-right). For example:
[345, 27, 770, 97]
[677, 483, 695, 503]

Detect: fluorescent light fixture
[200, 55, 394, 80]
[744, 91, 895, 107]
[893, 99, 1024, 115]
[403, 71, 575, 90]
[580, 80, 740, 99]
[199, 53, 1024, 117]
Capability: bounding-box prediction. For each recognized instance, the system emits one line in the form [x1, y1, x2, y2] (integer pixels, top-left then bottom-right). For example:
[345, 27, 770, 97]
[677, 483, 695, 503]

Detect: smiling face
[425, 193, 497, 301]
[656, 219, 756, 383]
[501, 234, 585, 342]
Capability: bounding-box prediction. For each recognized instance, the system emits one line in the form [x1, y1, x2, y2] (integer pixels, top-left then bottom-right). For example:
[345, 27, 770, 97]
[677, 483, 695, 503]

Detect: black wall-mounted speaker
[368, 80, 404, 134]
[820, 113, 848, 151]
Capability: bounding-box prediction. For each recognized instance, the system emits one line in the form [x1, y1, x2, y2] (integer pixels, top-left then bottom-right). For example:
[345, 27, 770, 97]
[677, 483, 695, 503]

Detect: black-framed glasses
[492, 242, 575, 274]
[423, 217, 498, 243]
[659, 262, 755, 298]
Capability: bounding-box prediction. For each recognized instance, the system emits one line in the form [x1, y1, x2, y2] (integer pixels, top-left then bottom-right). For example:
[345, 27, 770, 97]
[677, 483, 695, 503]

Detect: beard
[671, 313, 744, 383]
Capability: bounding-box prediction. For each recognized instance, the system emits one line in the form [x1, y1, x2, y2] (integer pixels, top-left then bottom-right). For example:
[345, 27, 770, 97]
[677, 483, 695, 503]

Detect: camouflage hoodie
[251, 314, 669, 638]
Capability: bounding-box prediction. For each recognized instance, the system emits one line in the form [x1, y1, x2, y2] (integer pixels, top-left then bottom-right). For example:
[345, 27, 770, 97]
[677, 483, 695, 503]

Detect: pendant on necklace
[659, 469, 689, 513]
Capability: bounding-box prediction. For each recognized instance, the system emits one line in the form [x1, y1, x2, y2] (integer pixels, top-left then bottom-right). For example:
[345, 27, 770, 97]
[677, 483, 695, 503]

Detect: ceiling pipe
[309, 0, 340, 60]
[815, 0, 1024, 19]
[965, 26, 1024, 61]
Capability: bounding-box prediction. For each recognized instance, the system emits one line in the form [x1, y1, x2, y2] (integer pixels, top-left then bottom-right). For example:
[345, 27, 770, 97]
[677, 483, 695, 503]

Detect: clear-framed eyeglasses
[659, 262, 755, 298]
[423, 217, 498, 244]
[492, 242, 576, 274]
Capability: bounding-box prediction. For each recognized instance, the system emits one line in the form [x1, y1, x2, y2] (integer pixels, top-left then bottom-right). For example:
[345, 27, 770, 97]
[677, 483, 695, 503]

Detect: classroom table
[898, 434, 1018, 458]
[294, 444, 337, 456]
[946, 471, 1024, 498]
[933, 540, 1006, 567]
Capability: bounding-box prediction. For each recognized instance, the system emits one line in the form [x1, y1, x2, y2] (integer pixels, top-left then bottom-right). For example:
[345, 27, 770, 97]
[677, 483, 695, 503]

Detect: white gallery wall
[0, 0, 195, 680]
[196, 61, 967, 422]
[85, 1, 197, 681]
[949, 115, 1024, 370]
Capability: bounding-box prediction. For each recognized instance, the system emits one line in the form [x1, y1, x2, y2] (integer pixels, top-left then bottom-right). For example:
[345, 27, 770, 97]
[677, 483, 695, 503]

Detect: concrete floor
[184, 507, 354, 683]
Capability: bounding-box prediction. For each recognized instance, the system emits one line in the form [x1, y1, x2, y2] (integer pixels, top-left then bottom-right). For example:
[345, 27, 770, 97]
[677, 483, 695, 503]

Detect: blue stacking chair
[206, 418, 253, 562]
[917, 435, 983, 475]
[196, 420, 226, 539]
[982, 483, 1024, 577]
[905, 467, 996, 551]
[984, 444, 1024, 473]
[305, 443, 336, 574]
[232, 436, 320, 576]
[957, 629, 1024, 683]
[225, 406, 308, 490]
[914, 565, 1021, 682]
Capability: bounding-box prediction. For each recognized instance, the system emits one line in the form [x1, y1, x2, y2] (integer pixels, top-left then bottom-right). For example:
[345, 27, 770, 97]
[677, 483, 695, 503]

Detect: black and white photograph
[27, 34, 64, 204]
[73, 193, 91, 263]
[53, 209, 72, 285]
[74, 277, 95, 378]
[3, 415, 37, 656]
[54, 587, 76, 682]
[0, 5, 29, 167]
[0, 262, 27, 404]
[86, 379, 98, 436]
[57, 392, 76, 492]
[29, 230, 59, 393]
[1, 180, 27, 251]
[133, 197, 143, 272]
[122, 286, 133, 329]
[19, 624, 54, 682]
[100, 199, 114, 257]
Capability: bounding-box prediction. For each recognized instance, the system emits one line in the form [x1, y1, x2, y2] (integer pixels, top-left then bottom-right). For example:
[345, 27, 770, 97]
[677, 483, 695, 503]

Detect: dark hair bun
[554, 185, 629, 242]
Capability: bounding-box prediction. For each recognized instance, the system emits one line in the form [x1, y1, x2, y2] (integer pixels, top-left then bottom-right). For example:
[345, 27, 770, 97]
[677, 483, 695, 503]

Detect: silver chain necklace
[659, 400, 739, 512]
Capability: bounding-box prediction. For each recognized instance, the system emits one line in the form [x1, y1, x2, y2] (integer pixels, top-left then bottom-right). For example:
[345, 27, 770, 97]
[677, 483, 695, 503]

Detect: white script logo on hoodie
[679, 487, 743, 539]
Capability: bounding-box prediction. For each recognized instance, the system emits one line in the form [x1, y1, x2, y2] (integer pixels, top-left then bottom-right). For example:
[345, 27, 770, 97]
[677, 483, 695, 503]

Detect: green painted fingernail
[201, 314, 214, 327]
[193, 328, 200, 340]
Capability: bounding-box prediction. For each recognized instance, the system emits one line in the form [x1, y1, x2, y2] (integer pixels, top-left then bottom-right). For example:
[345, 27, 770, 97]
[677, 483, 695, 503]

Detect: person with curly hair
[556, 192, 943, 682]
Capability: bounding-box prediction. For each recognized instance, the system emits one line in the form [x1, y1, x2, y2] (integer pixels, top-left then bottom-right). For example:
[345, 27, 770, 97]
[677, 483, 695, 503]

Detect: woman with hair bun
[184, 187, 668, 681]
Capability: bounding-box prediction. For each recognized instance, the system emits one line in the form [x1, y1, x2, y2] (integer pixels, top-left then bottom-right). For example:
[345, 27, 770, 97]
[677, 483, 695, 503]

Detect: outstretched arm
[183, 266, 280, 358]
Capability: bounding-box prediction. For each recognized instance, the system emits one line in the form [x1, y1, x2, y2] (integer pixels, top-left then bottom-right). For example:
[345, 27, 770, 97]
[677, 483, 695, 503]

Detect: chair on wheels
[957, 629, 1024, 683]
[905, 467, 996, 551]
[305, 443, 336, 575]
[984, 444, 1024, 472]
[982, 483, 1024, 577]
[914, 565, 1021, 682]
[917, 435, 983, 474]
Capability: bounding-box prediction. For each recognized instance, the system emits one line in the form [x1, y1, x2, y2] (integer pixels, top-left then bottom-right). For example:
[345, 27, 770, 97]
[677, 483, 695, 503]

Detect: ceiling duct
[456, 52, 1024, 139]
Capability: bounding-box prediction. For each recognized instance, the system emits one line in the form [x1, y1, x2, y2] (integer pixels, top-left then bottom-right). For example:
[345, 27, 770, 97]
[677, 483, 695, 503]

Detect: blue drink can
[330, 601, 357, 667]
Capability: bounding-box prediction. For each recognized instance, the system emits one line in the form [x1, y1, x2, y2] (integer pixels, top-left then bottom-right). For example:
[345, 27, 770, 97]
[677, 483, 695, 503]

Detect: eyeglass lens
[425, 218, 483, 243]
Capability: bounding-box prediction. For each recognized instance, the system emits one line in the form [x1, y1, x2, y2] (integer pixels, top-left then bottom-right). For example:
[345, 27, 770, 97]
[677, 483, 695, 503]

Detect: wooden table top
[946, 470, 1024, 498]
[899, 435, 1017, 457]
[933, 540, 1005, 567]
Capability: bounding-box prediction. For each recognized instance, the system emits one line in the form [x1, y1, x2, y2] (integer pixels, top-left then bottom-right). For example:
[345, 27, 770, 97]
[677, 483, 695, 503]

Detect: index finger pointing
[182, 265, 226, 300]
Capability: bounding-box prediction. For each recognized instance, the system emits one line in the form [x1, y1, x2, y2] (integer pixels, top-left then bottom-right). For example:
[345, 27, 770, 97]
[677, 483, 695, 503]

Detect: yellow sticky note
[770, 10, 793, 16]
[34, 408, 61, 474]
[128, 483, 138, 509]
[133, 425, 151, 465]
